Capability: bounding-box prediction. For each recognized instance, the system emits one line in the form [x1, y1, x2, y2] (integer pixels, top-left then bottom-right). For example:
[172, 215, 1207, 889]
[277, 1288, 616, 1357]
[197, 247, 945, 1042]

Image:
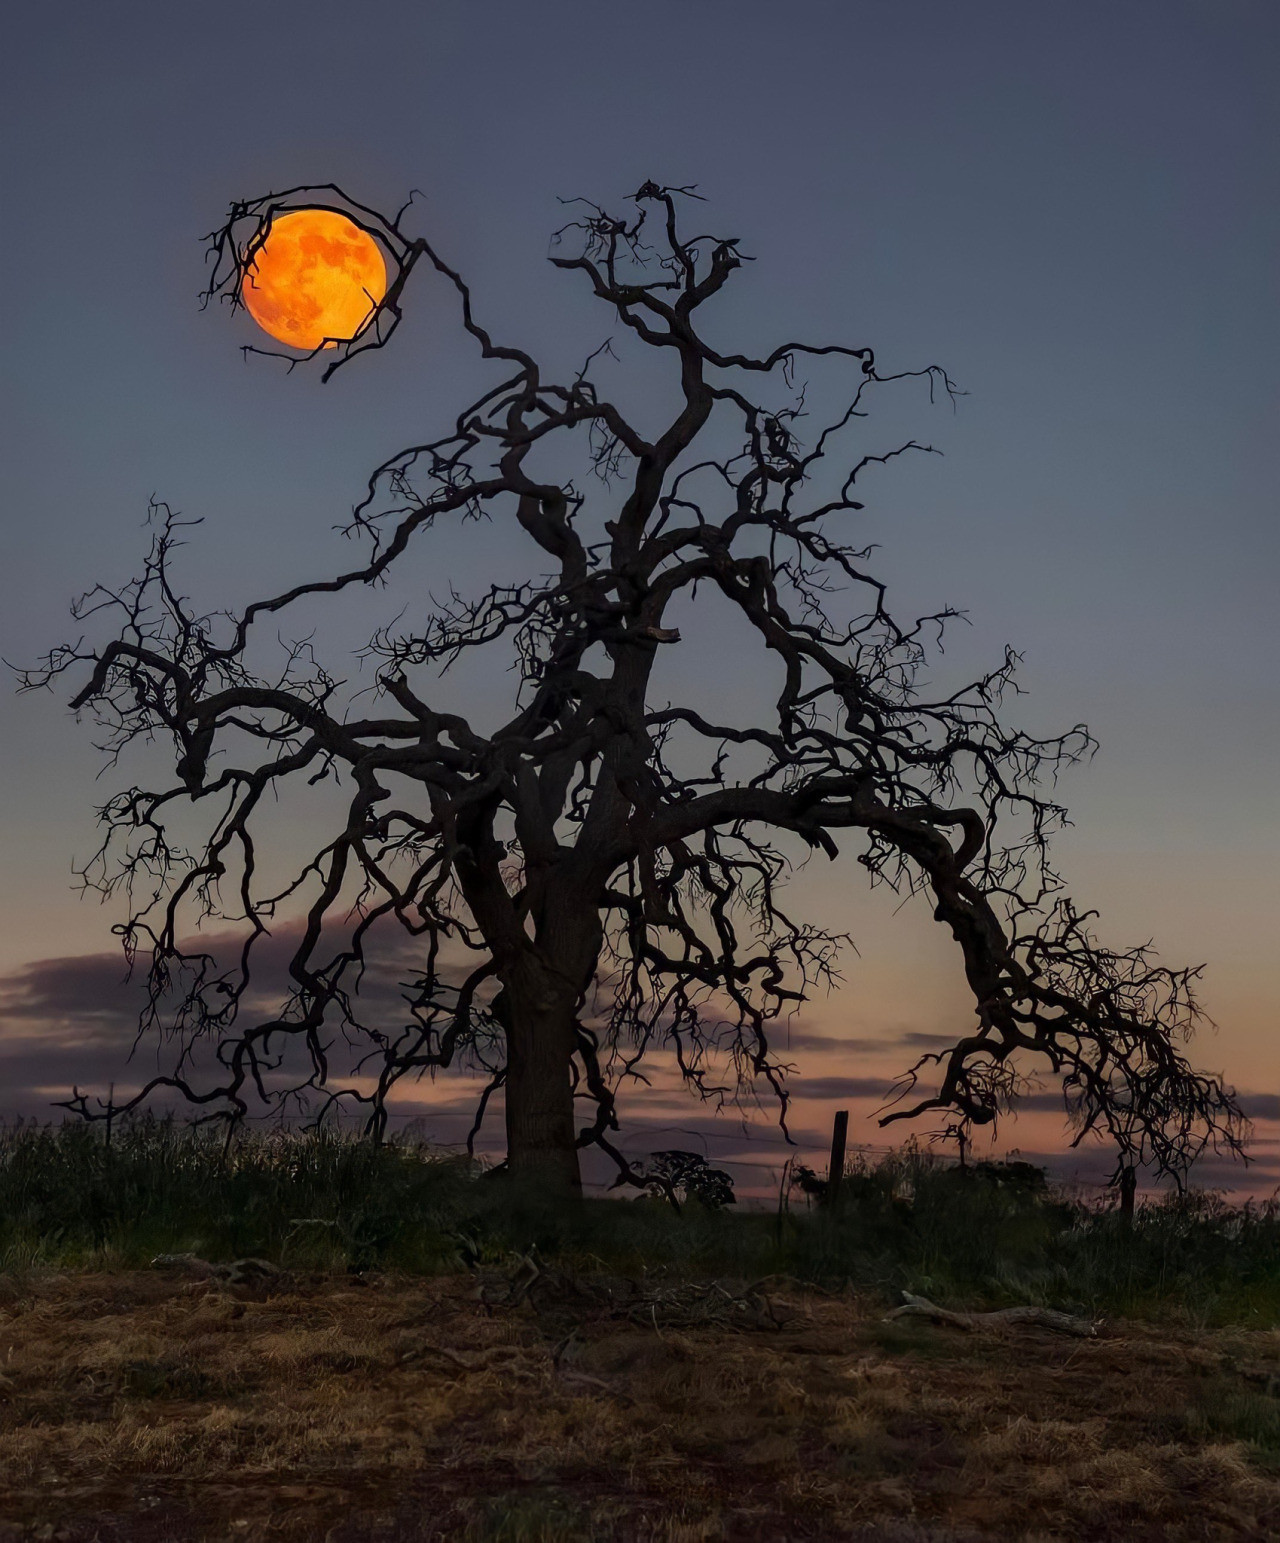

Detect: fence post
[825, 1109, 849, 1208]
[1118, 1163, 1136, 1225]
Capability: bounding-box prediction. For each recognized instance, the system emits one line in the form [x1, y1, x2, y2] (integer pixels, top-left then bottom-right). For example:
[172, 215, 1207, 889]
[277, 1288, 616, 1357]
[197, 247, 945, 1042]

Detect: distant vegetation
[2, 1118, 1277, 1326]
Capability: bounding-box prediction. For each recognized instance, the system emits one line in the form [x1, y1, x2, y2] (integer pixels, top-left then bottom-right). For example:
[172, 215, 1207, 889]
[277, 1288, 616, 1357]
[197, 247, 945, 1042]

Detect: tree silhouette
[25, 182, 1244, 1195]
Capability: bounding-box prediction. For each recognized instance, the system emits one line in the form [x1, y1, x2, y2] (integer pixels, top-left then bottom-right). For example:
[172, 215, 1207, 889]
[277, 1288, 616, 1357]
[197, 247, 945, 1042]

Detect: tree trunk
[499, 973, 583, 1195]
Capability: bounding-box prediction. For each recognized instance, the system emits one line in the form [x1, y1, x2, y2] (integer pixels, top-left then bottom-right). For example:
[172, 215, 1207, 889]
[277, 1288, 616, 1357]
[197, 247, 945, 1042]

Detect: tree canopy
[25, 181, 1244, 1194]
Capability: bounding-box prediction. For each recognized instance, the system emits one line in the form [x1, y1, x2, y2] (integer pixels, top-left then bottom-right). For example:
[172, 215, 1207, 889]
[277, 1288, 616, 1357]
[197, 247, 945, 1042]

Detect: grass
[1186, 1381, 1280, 1470]
[1, 1117, 1278, 1326]
[2, 1121, 1280, 1538]
[1, 1266, 1279, 1539]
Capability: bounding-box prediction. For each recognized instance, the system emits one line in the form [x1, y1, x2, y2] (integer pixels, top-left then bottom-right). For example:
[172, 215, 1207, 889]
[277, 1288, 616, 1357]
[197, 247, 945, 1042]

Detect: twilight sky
[0, 0, 1275, 1195]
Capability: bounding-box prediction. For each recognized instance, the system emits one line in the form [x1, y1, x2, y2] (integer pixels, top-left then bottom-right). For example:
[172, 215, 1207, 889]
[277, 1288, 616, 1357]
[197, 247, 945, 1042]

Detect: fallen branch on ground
[476, 1251, 786, 1330]
[884, 1291, 1098, 1338]
[393, 1340, 531, 1374]
[151, 1253, 285, 1287]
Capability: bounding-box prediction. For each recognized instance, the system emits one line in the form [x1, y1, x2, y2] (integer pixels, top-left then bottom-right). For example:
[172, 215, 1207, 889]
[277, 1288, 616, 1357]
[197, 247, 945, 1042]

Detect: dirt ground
[1, 1266, 1278, 1542]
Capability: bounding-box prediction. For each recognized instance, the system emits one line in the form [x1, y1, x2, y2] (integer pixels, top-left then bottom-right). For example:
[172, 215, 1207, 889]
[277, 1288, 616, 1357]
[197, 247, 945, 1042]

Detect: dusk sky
[1, 1, 1275, 1196]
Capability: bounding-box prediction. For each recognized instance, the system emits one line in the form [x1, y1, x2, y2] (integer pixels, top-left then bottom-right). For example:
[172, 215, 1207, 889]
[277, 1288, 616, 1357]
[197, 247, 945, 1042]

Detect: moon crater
[240, 209, 387, 352]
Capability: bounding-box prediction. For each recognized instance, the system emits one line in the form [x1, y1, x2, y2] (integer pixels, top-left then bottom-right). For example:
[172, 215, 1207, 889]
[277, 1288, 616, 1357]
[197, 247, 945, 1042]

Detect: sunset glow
[240, 209, 387, 351]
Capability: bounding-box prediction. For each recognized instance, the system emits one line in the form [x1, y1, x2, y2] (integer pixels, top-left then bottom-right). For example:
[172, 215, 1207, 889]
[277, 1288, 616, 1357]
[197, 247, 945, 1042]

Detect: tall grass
[2, 1118, 1277, 1325]
[0, 1116, 473, 1273]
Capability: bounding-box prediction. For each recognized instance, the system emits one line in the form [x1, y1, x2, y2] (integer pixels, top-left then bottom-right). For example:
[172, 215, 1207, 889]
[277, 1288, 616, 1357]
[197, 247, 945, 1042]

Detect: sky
[0, 0, 1276, 1197]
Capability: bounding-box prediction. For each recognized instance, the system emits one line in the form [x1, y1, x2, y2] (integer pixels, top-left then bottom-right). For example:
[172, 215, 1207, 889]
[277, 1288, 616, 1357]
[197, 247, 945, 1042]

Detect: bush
[643, 1150, 736, 1210]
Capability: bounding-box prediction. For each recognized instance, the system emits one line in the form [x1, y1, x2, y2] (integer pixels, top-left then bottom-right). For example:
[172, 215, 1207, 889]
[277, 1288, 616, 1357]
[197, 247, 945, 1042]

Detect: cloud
[968, 1087, 1280, 1124]
[780, 1029, 889, 1055]
[1004, 1091, 1070, 1113]
[786, 1075, 898, 1101]
[1, 937, 1275, 1197]
[0, 950, 149, 1039]
[780, 1027, 962, 1057]
[0, 926, 486, 1122]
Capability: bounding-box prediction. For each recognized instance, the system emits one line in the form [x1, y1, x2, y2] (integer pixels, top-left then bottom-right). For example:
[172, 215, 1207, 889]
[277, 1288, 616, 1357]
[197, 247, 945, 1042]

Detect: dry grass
[1, 1268, 1279, 1541]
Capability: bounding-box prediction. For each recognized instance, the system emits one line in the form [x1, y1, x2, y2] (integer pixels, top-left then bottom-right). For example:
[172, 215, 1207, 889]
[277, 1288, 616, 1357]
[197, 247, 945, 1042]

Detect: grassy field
[1, 1122, 1279, 1540]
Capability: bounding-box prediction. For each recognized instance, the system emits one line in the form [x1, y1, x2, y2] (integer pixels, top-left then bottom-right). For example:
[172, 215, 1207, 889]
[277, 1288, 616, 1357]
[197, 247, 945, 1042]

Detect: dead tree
[23, 181, 1245, 1195]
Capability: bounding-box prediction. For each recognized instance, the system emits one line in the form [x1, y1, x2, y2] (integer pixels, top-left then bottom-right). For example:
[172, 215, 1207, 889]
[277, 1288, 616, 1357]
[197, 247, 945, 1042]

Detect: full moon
[240, 209, 387, 352]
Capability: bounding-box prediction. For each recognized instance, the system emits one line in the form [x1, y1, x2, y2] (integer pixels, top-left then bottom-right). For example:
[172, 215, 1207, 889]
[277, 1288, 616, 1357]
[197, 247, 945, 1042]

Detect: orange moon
[240, 209, 387, 352]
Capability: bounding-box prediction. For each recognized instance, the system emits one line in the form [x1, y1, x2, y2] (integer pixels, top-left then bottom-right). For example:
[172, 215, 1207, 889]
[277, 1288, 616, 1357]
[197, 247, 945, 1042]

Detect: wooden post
[826, 1109, 849, 1207]
[1118, 1164, 1136, 1225]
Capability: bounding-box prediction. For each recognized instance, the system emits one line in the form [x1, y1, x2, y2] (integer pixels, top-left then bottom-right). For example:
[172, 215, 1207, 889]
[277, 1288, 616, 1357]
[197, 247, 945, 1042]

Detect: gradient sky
[1, 1, 1275, 1195]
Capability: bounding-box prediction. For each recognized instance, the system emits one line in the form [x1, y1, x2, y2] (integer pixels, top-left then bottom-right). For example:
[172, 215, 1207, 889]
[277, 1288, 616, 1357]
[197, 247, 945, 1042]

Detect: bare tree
[23, 182, 1244, 1195]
